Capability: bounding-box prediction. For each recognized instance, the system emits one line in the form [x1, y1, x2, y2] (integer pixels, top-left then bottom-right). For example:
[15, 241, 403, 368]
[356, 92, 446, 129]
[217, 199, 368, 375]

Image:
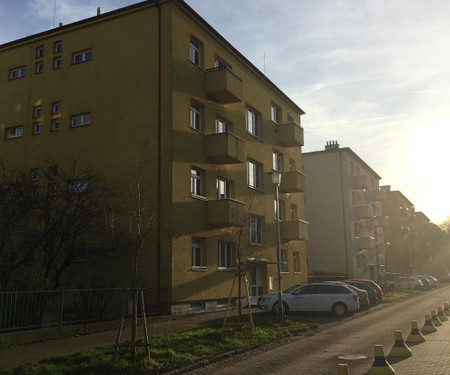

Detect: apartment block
[303, 141, 387, 282]
[0, 0, 308, 313]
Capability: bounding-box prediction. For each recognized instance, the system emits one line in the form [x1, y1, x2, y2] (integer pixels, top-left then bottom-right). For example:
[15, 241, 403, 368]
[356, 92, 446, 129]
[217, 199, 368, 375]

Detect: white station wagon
[257, 282, 360, 317]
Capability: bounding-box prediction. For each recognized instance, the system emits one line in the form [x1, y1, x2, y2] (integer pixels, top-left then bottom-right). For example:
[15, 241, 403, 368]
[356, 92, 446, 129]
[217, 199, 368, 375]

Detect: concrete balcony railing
[357, 236, 376, 250]
[280, 171, 306, 193]
[278, 121, 304, 147]
[365, 189, 386, 202]
[373, 216, 389, 227]
[280, 219, 309, 241]
[353, 175, 371, 190]
[206, 132, 245, 164]
[206, 67, 243, 104]
[356, 205, 373, 219]
[207, 198, 246, 228]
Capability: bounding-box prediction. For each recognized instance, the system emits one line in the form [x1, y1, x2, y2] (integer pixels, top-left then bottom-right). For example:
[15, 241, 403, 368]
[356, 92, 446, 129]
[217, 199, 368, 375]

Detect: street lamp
[271, 171, 283, 324]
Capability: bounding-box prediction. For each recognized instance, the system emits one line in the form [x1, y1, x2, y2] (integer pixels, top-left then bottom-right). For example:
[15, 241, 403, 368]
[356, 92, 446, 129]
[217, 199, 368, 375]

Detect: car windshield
[283, 284, 302, 293]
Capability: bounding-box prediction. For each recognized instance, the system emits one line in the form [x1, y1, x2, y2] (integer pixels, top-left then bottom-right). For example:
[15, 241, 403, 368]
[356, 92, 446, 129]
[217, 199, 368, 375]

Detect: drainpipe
[156, 0, 162, 309]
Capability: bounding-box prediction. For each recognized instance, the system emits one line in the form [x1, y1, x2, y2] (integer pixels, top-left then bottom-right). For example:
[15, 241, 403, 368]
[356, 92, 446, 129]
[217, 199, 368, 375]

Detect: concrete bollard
[431, 310, 443, 327]
[421, 314, 438, 333]
[406, 320, 426, 343]
[338, 363, 350, 375]
[444, 303, 450, 317]
[389, 330, 412, 357]
[438, 307, 448, 322]
[367, 345, 395, 374]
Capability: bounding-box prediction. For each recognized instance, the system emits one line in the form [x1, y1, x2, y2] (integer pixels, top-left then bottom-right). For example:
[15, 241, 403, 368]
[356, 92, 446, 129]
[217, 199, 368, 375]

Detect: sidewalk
[0, 308, 254, 370]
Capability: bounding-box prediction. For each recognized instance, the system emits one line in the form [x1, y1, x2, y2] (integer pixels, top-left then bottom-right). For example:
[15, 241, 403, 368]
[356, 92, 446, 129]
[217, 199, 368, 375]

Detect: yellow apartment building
[0, 0, 308, 314]
[303, 141, 388, 283]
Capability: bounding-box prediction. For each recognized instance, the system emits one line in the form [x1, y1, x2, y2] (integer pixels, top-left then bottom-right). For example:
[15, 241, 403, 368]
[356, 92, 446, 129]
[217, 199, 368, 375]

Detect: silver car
[257, 282, 360, 317]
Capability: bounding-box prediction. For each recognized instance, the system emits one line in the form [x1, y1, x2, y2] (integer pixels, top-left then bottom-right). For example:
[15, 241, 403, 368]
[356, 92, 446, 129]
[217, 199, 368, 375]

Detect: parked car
[257, 282, 360, 317]
[345, 280, 379, 306]
[434, 272, 450, 282]
[346, 284, 370, 309]
[413, 276, 431, 290]
[347, 279, 383, 302]
[398, 276, 423, 290]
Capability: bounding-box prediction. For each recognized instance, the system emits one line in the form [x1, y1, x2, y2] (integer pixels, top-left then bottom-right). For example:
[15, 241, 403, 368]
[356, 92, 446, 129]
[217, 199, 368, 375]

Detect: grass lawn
[1, 315, 313, 375]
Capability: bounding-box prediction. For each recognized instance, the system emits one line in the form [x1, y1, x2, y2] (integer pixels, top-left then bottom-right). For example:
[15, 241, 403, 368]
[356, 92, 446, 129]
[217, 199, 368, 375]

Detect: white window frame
[290, 204, 298, 221]
[189, 39, 201, 66]
[35, 61, 44, 74]
[246, 107, 260, 138]
[272, 151, 282, 171]
[5, 126, 24, 139]
[190, 103, 202, 131]
[281, 249, 288, 272]
[73, 49, 92, 64]
[271, 102, 281, 123]
[71, 113, 91, 127]
[249, 215, 263, 245]
[69, 180, 89, 194]
[274, 199, 285, 221]
[36, 46, 44, 58]
[215, 117, 229, 133]
[247, 160, 262, 190]
[192, 237, 205, 268]
[9, 66, 26, 80]
[289, 159, 296, 172]
[53, 57, 62, 69]
[51, 119, 61, 131]
[52, 102, 61, 114]
[218, 241, 233, 269]
[54, 41, 63, 53]
[30, 168, 39, 182]
[49, 166, 58, 179]
[33, 122, 41, 135]
[34, 106, 42, 118]
[293, 251, 300, 273]
[190, 168, 203, 197]
[48, 182, 58, 196]
[216, 178, 231, 199]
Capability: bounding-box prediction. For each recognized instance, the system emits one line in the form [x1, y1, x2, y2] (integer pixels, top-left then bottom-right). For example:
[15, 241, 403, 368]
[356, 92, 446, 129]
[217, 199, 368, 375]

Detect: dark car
[347, 279, 383, 303]
[347, 284, 370, 309]
[345, 280, 379, 306]
[414, 276, 431, 290]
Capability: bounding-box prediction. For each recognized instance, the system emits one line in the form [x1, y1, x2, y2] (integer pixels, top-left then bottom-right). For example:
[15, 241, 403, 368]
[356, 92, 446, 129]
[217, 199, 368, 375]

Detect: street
[190, 284, 450, 375]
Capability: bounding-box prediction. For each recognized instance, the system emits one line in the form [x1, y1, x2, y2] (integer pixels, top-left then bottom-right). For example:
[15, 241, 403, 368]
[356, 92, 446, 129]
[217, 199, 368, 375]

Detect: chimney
[325, 140, 340, 151]
[97, 7, 101, 16]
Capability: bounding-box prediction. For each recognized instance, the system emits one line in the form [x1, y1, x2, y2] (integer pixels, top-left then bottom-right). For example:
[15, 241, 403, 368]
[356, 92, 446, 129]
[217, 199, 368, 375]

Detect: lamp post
[271, 171, 283, 324]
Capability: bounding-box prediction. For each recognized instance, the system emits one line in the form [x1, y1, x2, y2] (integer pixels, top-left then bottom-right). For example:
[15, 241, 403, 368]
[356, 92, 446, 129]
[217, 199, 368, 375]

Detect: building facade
[0, 0, 308, 313]
[303, 141, 388, 282]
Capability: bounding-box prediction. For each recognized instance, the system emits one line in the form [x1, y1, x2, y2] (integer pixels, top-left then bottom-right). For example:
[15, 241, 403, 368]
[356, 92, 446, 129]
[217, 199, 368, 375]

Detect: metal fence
[0, 288, 166, 334]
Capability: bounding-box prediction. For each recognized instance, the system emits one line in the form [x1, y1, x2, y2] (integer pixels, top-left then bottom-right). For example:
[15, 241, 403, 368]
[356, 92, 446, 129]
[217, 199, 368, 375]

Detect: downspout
[338, 149, 350, 276]
[156, 0, 162, 309]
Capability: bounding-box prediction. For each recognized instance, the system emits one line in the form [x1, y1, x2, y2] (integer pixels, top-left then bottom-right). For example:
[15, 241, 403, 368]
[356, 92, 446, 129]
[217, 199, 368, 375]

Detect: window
[290, 204, 298, 220]
[215, 117, 230, 133]
[73, 49, 92, 64]
[293, 251, 300, 272]
[30, 168, 39, 182]
[247, 160, 262, 190]
[189, 39, 201, 66]
[216, 178, 231, 199]
[272, 151, 282, 171]
[71, 113, 91, 127]
[35, 61, 44, 74]
[289, 159, 296, 172]
[51, 119, 61, 131]
[36, 46, 44, 58]
[249, 215, 264, 244]
[190, 102, 202, 131]
[48, 182, 58, 196]
[9, 66, 26, 80]
[246, 107, 261, 138]
[69, 180, 89, 194]
[49, 165, 58, 179]
[5, 126, 23, 139]
[53, 57, 62, 69]
[33, 106, 42, 118]
[52, 102, 61, 114]
[218, 242, 233, 269]
[33, 122, 41, 135]
[54, 41, 63, 53]
[281, 249, 288, 272]
[271, 103, 281, 123]
[214, 57, 228, 69]
[274, 199, 285, 221]
[192, 237, 205, 268]
[190, 168, 203, 197]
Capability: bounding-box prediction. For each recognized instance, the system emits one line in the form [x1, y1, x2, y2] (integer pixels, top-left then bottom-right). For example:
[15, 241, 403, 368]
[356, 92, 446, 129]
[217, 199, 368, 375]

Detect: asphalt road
[190, 284, 450, 375]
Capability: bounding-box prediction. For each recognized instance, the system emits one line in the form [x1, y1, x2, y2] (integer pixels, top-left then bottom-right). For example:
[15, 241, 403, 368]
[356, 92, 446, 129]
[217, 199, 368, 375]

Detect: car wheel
[272, 301, 288, 315]
[332, 302, 347, 317]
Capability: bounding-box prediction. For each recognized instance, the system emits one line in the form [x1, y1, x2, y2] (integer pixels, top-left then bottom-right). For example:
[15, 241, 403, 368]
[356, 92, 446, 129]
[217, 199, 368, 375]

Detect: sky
[1, 0, 449, 224]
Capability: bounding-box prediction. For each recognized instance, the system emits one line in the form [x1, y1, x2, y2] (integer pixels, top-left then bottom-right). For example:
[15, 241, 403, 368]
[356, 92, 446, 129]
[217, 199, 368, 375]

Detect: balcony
[278, 121, 304, 147]
[280, 171, 306, 193]
[280, 219, 309, 241]
[374, 216, 389, 227]
[207, 198, 246, 228]
[357, 236, 376, 250]
[207, 132, 245, 164]
[365, 189, 386, 202]
[353, 175, 371, 190]
[206, 67, 243, 104]
[356, 205, 373, 219]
